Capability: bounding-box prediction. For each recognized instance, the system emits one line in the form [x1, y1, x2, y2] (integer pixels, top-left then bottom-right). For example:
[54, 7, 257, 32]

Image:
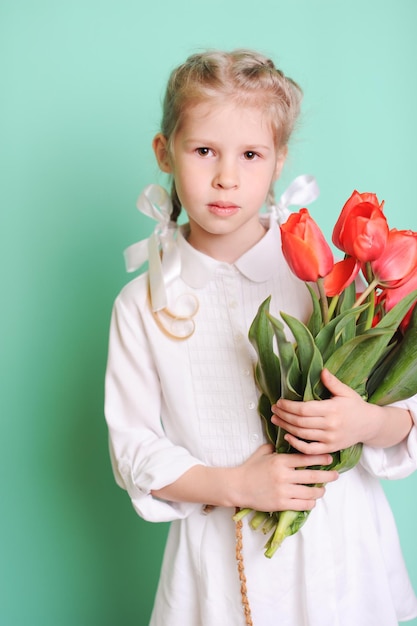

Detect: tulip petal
[281, 232, 321, 282]
[324, 257, 360, 296]
[371, 229, 417, 287]
[351, 214, 389, 261]
[332, 191, 384, 251]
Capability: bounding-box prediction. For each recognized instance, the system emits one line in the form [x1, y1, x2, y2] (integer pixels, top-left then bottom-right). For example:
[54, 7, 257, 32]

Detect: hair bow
[124, 184, 180, 311]
[268, 174, 319, 225]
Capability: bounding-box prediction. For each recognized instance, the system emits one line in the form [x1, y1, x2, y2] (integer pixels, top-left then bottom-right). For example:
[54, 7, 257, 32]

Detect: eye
[196, 147, 212, 157]
[244, 151, 258, 160]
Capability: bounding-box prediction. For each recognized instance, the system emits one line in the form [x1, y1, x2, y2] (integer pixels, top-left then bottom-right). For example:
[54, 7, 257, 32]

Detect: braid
[266, 185, 276, 212]
[170, 183, 182, 222]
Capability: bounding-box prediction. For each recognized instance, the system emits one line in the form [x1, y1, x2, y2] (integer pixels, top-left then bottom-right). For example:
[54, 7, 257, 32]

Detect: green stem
[317, 277, 329, 325]
[364, 287, 376, 330]
[232, 508, 252, 522]
[364, 261, 374, 284]
[261, 514, 277, 535]
[264, 510, 299, 558]
[327, 295, 339, 320]
[249, 511, 270, 530]
[354, 277, 378, 308]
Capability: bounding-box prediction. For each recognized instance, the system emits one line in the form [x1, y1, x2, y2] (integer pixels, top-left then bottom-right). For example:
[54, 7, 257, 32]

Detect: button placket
[222, 268, 261, 446]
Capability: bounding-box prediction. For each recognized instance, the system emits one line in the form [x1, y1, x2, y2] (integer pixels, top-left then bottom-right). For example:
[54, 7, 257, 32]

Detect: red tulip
[379, 264, 417, 310]
[324, 256, 361, 297]
[370, 228, 417, 288]
[280, 208, 334, 282]
[332, 190, 388, 262]
[379, 271, 417, 332]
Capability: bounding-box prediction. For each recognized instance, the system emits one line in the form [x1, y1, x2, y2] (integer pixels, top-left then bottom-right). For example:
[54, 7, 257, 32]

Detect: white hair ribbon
[124, 184, 180, 312]
[269, 174, 320, 225]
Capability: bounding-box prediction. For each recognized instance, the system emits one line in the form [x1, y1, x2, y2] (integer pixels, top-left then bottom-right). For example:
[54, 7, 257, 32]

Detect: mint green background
[2, 1, 417, 624]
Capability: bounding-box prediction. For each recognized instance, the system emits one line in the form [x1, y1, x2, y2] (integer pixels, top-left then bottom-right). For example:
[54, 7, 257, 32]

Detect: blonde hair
[159, 48, 303, 221]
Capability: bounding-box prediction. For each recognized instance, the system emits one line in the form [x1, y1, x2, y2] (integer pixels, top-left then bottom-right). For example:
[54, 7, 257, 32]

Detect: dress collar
[178, 216, 280, 288]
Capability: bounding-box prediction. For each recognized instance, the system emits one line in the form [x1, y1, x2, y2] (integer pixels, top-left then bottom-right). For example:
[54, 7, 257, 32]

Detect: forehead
[178, 100, 275, 140]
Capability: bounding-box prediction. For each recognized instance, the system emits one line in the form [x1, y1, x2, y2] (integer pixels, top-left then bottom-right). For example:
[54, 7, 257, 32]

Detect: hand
[236, 443, 338, 512]
[271, 368, 377, 454]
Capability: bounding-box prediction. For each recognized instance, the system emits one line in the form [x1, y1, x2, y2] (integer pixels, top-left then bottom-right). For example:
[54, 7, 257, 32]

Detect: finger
[272, 416, 327, 441]
[321, 368, 356, 398]
[276, 485, 327, 511]
[286, 498, 319, 511]
[288, 484, 331, 509]
[295, 484, 326, 500]
[294, 468, 339, 485]
[287, 453, 334, 468]
[284, 434, 333, 454]
[271, 412, 326, 429]
[272, 398, 325, 418]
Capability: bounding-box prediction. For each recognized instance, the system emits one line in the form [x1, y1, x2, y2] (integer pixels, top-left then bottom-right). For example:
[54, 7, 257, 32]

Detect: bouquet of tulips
[233, 190, 417, 558]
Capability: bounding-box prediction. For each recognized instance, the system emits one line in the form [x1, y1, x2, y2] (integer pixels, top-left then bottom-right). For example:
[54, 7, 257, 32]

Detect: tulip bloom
[379, 270, 417, 332]
[370, 228, 417, 289]
[332, 190, 388, 262]
[280, 208, 334, 282]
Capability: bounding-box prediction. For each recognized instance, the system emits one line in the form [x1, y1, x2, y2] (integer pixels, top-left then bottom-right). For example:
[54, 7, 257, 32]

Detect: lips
[208, 201, 240, 216]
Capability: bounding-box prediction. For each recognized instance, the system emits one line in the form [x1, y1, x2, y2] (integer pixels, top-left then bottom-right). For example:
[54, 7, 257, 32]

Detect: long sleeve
[360, 395, 417, 479]
[104, 283, 204, 522]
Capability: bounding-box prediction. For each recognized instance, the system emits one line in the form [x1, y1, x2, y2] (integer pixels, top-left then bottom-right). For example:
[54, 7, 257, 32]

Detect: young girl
[105, 49, 417, 625]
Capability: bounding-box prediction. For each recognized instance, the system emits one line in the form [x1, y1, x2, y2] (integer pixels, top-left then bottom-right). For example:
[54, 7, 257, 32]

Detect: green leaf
[368, 321, 417, 405]
[336, 281, 357, 342]
[305, 283, 323, 337]
[257, 393, 278, 445]
[332, 443, 363, 473]
[337, 280, 356, 313]
[280, 312, 323, 400]
[267, 313, 302, 401]
[249, 297, 281, 404]
[365, 340, 399, 398]
[317, 327, 394, 397]
[314, 303, 369, 363]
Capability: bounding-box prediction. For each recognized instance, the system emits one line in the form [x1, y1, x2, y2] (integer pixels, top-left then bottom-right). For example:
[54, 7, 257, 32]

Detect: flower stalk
[317, 277, 329, 325]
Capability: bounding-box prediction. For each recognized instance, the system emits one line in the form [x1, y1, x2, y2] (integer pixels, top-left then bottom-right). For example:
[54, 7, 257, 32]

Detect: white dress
[105, 219, 417, 626]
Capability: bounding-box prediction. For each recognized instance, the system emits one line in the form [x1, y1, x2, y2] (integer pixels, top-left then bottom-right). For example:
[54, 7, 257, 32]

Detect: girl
[105, 49, 417, 625]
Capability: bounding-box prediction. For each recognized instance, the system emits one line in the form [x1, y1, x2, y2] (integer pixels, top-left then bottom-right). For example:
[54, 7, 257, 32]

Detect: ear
[152, 133, 172, 173]
[273, 146, 288, 181]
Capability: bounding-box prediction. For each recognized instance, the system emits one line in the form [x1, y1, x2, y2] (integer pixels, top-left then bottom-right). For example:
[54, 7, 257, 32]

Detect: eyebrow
[182, 138, 273, 151]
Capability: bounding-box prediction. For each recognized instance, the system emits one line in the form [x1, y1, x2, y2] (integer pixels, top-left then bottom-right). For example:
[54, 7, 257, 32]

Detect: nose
[212, 157, 239, 189]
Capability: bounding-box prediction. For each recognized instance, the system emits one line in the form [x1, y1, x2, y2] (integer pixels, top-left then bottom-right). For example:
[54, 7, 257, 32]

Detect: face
[153, 100, 286, 261]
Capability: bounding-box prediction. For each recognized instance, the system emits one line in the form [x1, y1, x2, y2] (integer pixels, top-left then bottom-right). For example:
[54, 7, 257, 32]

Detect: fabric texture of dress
[105, 218, 417, 626]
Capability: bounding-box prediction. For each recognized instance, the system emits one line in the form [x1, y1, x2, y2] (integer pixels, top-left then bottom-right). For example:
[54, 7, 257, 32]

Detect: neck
[186, 221, 267, 263]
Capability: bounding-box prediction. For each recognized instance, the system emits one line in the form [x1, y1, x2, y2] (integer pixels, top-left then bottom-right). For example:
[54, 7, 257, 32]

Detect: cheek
[247, 171, 275, 198]
[177, 166, 206, 194]
[173, 175, 199, 209]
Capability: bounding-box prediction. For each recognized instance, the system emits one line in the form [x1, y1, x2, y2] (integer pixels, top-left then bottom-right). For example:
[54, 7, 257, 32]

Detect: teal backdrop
[2, 1, 417, 624]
